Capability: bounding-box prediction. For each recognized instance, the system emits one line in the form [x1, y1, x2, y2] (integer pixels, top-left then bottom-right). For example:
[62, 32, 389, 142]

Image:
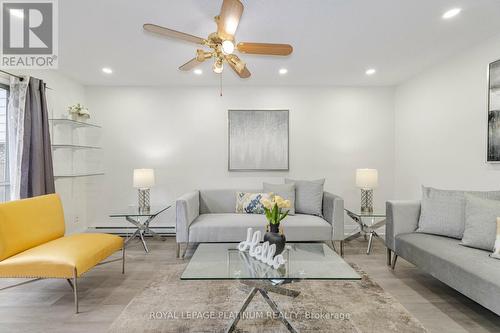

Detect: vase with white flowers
[68, 103, 90, 121]
[260, 195, 291, 256]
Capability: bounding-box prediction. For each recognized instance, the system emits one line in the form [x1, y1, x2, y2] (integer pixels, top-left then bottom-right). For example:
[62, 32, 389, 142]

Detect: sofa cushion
[188, 213, 332, 242]
[461, 195, 500, 251]
[263, 182, 295, 215]
[417, 186, 500, 239]
[396, 233, 500, 315]
[285, 178, 325, 216]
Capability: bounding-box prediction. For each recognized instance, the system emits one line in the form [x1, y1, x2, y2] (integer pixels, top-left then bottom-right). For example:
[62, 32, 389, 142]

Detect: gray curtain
[19, 77, 55, 198]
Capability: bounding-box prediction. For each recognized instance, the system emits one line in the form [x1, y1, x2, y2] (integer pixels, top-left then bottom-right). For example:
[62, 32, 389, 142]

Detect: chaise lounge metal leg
[386, 248, 392, 266]
[340, 240, 344, 257]
[122, 246, 126, 274]
[176, 243, 180, 258]
[391, 254, 398, 270]
[0, 278, 42, 291]
[73, 268, 78, 314]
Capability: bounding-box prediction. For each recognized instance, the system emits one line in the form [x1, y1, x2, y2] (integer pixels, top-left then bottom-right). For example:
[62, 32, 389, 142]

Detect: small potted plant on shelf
[261, 195, 291, 256]
[68, 103, 90, 121]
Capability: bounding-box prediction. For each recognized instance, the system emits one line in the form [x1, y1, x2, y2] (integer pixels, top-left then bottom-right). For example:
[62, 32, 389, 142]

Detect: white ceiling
[59, 0, 500, 86]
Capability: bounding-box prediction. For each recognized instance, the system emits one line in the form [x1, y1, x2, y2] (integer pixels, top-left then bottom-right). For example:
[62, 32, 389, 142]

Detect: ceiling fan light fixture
[222, 40, 235, 55]
[213, 60, 224, 74]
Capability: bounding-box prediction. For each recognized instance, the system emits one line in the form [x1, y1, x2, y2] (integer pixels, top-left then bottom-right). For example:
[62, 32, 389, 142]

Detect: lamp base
[138, 189, 150, 212]
[360, 189, 373, 213]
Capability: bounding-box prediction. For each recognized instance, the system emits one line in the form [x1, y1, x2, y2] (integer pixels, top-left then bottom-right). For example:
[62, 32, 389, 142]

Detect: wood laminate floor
[0, 236, 499, 332]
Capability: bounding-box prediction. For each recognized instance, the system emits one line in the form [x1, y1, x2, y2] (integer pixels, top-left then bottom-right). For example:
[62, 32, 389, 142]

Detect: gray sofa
[386, 200, 500, 316]
[176, 189, 345, 258]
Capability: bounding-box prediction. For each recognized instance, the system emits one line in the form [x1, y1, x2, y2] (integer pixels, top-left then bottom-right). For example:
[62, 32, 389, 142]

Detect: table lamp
[356, 169, 378, 213]
[133, 169, 155, 212]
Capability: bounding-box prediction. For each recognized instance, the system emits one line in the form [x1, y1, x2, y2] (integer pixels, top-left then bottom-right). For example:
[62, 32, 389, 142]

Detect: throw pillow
[262, 183, 295, 215]
[461, 195, 500, 251]
[490, 218, 500, 259]
[285, 178, 325, 216]
[235, 192, 272, 214]
[417, 186, 500, 239]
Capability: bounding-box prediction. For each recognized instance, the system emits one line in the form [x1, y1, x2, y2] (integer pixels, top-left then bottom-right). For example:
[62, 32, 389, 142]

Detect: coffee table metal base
[225, 280, 300, 333]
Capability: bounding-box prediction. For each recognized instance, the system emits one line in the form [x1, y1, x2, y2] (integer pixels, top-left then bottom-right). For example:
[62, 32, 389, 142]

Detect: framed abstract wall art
[488, 59, 500, 162]
[228, 110, 289, 171]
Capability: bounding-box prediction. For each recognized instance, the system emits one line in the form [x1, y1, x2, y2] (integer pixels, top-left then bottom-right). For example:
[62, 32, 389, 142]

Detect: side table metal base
[225, 280, 300, 333]
[345, 210, 386, 255]
[124, 215, 165, 253]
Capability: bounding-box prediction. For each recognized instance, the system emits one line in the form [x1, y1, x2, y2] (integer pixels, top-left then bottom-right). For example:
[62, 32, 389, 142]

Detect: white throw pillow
[285, 178, 325, 216]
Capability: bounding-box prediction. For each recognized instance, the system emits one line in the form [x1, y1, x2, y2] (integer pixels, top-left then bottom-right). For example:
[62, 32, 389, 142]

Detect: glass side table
[109, 205, 170, 253]
[344, 208, 386, 256]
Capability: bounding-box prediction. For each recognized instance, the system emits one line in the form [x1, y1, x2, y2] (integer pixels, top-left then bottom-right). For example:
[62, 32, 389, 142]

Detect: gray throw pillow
[417, 186, 500, 239]
[461, 195, 500, 251]
[285, 178, 325, 216]
[263, 182, 295, 215]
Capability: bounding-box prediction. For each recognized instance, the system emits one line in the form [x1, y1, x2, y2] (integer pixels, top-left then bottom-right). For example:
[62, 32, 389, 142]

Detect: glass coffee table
[182, 243, 361, 333]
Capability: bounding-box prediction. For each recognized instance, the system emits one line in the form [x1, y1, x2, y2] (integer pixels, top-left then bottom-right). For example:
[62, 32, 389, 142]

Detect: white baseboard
[87, 226, 176, 235]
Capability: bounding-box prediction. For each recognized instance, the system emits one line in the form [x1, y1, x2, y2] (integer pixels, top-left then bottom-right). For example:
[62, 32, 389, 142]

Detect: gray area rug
[108, 263, 426, 333]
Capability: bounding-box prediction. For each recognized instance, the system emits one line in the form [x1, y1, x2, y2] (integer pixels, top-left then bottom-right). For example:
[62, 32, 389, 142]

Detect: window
[0, 84, 9, 202]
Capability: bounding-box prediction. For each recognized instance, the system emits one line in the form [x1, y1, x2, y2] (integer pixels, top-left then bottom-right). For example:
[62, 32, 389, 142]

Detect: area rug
[108, 263, 426, 333]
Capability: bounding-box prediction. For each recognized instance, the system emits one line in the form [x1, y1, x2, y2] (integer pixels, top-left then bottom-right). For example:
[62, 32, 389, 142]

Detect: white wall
[394, 34, 500, 199]
[85, 86, 395, 230]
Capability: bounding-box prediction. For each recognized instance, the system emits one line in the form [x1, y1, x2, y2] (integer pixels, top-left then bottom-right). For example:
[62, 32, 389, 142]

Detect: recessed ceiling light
[365, 68, 376, 76]
[442, 8, 461, 19]
[193, 69, 203, 75]
[279, 68, 288, 75]
[102, 67, 113, 74]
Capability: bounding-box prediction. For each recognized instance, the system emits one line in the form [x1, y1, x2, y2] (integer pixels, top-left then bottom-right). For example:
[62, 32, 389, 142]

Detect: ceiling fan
[143, 0, 293, 78]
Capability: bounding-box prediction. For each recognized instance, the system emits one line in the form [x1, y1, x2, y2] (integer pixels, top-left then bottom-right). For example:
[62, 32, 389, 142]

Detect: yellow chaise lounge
[0, 194, 124, 313]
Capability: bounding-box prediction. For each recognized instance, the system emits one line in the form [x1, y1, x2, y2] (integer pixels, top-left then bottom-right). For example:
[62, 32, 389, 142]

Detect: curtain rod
[0, 69, 54, 90]
[0, 69, 24, 81]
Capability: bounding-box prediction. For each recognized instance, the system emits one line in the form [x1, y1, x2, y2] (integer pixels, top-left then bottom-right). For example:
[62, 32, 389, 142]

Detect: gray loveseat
[176, 189, 345, 258]
[386, 200, 500, 315]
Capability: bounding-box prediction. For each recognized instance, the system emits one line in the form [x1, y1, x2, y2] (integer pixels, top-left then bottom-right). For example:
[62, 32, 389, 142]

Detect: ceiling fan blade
[143, 23, 205, 44]
[217, 0, 243, 40]
[237, 42, 293, 56]
[179, 58, 202, 71]
[226, 55, 251, 78]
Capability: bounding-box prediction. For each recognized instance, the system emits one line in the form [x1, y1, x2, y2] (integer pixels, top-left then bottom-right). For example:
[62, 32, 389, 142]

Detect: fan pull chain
[219, 72, 223, 97]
